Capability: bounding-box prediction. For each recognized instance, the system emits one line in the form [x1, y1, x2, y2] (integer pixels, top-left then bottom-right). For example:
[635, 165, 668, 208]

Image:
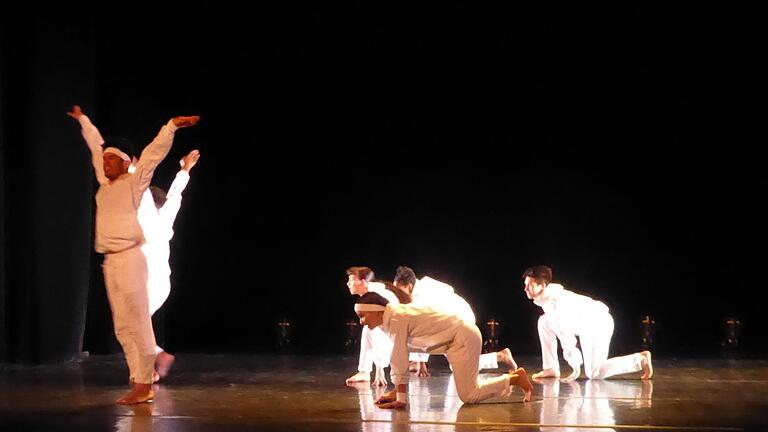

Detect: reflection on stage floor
[1, 354, 766, 431]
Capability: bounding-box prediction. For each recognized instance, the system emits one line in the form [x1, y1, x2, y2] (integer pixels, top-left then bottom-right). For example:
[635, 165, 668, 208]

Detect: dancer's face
[347, 275, 367, 295]
[103, 153, 129, 181]
[357, 311, 383, 329]
[393, 281, 414, 294]
[524, 276, 546, 300]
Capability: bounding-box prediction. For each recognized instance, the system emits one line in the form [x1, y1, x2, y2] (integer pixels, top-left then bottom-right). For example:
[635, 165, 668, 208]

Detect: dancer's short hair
[346, 266, 374, 282]
[394, 266, 417, 287]
[150, 186, 167, 209]
[104, 136, 135, 159]
[355, 292, 390, 308]
[522, 265, 553, 285]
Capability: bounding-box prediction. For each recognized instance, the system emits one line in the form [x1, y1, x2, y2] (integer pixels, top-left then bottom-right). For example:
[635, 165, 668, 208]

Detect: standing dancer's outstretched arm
[159, 149, 200, 228]
[67, 105, 108, 185]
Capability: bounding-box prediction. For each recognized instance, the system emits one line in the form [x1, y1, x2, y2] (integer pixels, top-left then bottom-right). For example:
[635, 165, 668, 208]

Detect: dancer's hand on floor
[373, 367, 388, 387]
[417, 362, 430, 377]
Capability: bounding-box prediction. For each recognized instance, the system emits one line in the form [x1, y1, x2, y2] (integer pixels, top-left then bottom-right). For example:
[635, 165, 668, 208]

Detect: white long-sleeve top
[533, 283, 611, 370]
[411, 277, 475, 323]
[138, 170, 190, 274]
[79, 114, 178, 253]
[367, 281, 400, 306]
[382, 303, 467, 385]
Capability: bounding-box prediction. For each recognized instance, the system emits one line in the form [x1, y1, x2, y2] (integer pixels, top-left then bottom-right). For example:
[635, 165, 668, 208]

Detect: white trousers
[445, 322, 511, 403]
[103, 247, 157, 384]
[146, 263, 171, 355]
[147, 269, 170, 316]
[358, 329, 499, 373]
[410, 352, 498, 365]
[358, 327, 451, 372]
[358, 326, 394, 372]
[538, 313, 644, 379]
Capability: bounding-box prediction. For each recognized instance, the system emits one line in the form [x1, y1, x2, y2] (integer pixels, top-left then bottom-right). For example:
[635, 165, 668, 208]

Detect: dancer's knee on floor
[456, 387, 481, 404]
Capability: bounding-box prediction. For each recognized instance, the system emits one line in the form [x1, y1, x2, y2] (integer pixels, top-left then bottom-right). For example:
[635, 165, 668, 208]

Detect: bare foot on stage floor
[155, 352, 175, 379]
[532, 368, 560, 380]
[117, 383, 154, 405]
[346, 371, 370, 385]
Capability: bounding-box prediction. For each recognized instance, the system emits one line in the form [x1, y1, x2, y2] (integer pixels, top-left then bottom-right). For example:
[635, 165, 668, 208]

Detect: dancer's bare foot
[155, 352, 175, 379]
[117, 383, 154, 405]
[510, 368, 532, 402]
[640, 351, 653, 380]
[497, 348, 518, 370]
[346, 371, 370, 385]
[531, 368, 560, 380]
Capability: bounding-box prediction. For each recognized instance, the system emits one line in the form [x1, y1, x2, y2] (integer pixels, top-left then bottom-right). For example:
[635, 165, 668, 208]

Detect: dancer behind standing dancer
[68, 105, 199, 404]
[522, 265, 653, 382]
[136, 149, 201, 381]
[393, 266, 518, 377]
[354, 292, 532, 409]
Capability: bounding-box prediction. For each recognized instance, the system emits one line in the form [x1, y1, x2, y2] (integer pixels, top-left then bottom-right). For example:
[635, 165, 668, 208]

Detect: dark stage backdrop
[2, 5, 767, 363]
[1, 13, 97, 363]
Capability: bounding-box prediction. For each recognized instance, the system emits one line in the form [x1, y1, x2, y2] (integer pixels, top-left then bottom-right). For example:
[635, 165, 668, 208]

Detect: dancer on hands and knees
[522, 265, 653, 382]
[393, 266, 518, 377]
[354, 292, 532, 409]
[345, 267, 406, 387]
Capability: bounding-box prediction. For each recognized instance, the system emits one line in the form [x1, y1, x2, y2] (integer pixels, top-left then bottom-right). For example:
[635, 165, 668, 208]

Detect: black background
[1, 3, 767, 362]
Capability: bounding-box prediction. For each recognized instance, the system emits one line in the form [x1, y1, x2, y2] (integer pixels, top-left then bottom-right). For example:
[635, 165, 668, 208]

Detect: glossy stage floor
[1, 353, 766, 431]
